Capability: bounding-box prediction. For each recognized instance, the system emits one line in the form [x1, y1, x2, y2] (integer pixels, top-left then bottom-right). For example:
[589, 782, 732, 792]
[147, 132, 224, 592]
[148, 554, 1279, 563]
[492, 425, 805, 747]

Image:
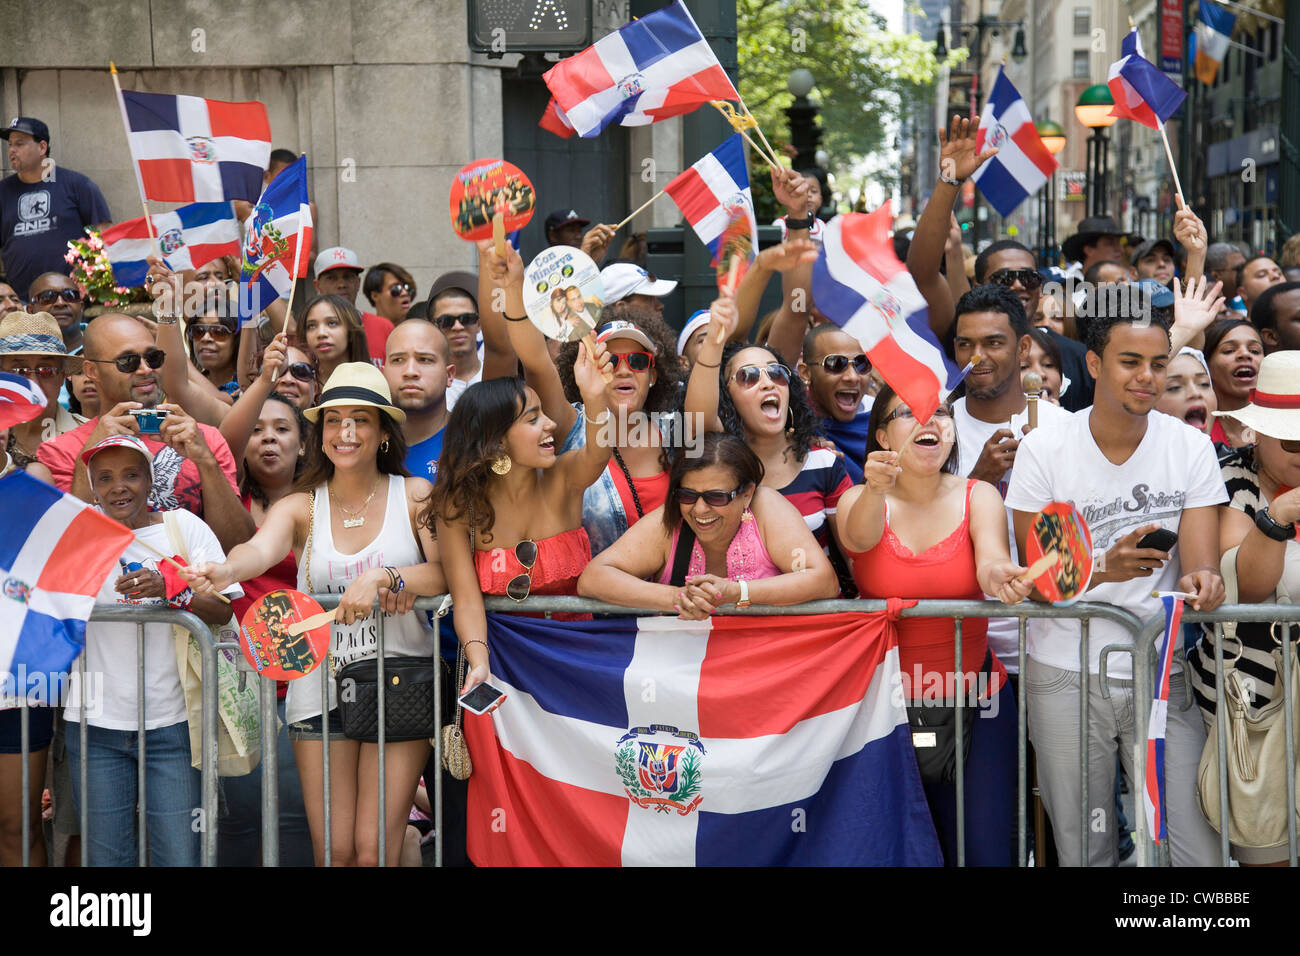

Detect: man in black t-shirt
[1, 117, 111, 301]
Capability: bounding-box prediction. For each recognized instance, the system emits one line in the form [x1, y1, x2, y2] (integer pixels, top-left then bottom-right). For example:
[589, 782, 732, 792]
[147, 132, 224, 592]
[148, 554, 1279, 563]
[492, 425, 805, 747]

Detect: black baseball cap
[1, 117, 50, 144]
[429, 271, 478, 310]
[544, 208, 591, 234]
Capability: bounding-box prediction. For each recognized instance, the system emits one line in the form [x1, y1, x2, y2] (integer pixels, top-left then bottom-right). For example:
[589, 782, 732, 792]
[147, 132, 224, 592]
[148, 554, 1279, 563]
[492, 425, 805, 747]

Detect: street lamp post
[1035, 120, 1067, 266]
[1075, 84, 1117, 219]
[935, 12, 1027, 250]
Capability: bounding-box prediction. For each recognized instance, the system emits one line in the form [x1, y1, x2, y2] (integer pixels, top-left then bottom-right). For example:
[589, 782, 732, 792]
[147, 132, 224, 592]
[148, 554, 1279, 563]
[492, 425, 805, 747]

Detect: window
[1073, 7, 1090, 36]
[1073, 49, 1090, 78]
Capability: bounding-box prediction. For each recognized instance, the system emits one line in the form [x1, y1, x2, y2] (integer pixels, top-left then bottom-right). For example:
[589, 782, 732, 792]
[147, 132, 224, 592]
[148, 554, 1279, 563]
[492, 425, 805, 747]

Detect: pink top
[657, 509, 782, 584]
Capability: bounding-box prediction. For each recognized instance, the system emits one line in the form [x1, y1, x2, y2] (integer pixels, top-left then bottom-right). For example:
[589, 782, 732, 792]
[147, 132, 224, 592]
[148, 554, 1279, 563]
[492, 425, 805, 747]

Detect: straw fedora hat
[0, 311, 84, 372]
[1213, 351, 1300, 441]
[303, 361, 405, 424]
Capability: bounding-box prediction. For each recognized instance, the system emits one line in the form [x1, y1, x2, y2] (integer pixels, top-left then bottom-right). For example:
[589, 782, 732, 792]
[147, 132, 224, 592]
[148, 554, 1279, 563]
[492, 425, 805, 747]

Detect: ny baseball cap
[600, 263, 678, 303]
[80, 434, 154, 478]
[1, 117, 49, 143]
[314, 247, 362, 275]
[544, 209, 591, 233]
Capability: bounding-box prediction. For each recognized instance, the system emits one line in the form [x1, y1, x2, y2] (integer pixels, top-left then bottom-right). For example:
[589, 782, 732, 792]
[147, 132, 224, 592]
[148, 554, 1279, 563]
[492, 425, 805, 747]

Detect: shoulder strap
[668, 522, 697, 588]
[163, 510, 189, 564]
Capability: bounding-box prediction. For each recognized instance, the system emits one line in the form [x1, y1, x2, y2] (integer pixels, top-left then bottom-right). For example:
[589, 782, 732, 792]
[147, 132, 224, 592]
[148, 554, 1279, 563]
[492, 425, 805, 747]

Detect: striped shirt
[777, 446, 852, 554]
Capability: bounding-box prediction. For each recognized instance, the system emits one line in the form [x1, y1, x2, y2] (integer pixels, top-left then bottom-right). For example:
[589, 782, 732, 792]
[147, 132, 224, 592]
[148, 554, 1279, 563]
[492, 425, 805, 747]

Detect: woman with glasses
[685, 293, 856, 591]
[185, 310, 240, 398]
[363, 263, 416, 323]
[304, 294, 372, 387]
[183, 363, 444, 866]
[834, 383, 1031, 866]
[421, 348, 612, 697]
[578, 433, 837, 616]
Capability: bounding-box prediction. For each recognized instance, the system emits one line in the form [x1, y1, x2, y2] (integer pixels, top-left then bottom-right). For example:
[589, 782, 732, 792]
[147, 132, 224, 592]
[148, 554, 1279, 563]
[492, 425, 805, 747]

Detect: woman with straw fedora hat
[0, 310, 86, 468]
[182, 362, 446, 866]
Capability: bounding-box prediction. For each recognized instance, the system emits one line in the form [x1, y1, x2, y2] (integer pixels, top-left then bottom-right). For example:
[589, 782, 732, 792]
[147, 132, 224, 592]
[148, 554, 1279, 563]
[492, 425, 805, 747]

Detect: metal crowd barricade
[9, 605, 220, 867]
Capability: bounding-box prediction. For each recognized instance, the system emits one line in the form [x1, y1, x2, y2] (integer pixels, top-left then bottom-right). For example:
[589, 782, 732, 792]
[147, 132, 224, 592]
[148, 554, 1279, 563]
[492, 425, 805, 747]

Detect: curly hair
[716, 341, 824, 462]
[553, 304, 684, 413]
[419, 377, 525, 545]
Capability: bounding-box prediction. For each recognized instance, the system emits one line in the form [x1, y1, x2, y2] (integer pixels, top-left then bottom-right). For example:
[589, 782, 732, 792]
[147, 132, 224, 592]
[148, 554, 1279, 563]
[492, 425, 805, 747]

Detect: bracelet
[584, 408, 611, 426]
[504, 313, 529, 322]
[938, 171, 964, 187]
[464, 639, 489, 652]
[155, 315, 179, 326]
[784, 214, 815, 230]
[695, 358, 720, 368]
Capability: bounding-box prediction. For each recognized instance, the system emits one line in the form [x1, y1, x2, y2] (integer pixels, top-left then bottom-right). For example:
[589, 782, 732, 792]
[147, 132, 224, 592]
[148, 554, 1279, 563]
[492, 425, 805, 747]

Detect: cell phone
[1136, 528, 1178, 552]
[130, 408, 169, 435]
[458, 682, 507, 716]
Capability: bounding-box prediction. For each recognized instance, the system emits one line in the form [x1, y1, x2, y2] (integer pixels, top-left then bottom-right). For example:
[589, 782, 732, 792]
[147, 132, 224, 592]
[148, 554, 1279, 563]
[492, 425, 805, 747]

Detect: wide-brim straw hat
[1213, 351, 1300, 441]
[0, 311, 83, 372]
[303, 361, 406, 424]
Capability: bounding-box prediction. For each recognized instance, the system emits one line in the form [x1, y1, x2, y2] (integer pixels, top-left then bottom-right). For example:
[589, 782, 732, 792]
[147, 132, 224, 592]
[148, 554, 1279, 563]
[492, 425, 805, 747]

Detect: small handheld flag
[0, 372, 48, 430]
[971, 68, 1058, 218]
[101, 202, 241, 288]
[238, 155, 313, 326]
[664, 134, 759, 274]
[1145, 592, 1185, 843]
[1108, 28, 1187, 130]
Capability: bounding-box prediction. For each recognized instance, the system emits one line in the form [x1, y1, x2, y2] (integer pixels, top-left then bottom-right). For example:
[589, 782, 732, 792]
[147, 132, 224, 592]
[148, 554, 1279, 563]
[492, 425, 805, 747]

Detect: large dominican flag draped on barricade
[664, 134, 758, 259]
[238, 155, 313, 326]
[118, 90, 272, 203]
[541, 0, 739, 138]
[464, 611, 942, 866]
[102, 202, 241, 288]
[812, 205, 960, 425]
[0, 472, 134, 705]
[972, 68, 1058, 218]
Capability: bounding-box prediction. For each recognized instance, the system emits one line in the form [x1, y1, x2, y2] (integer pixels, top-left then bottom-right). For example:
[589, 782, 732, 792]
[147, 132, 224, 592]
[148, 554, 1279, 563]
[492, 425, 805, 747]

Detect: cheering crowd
[2, 110, 1300, 869]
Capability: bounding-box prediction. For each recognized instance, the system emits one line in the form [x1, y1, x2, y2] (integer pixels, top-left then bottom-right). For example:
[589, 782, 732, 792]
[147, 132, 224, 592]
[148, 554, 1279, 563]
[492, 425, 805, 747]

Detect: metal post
[1017, 616, 1027, 866]
[320, 658, 331, 866]
[1283, 622, 1297, 866]
[376, 613, 387, 867]
[137, 624, 147, 866]
[954, 616, 965, 867]
[79, 651, 88, 867]
[1212, 623, 1231, 865]
[434, 614, 444, 868]
[19, 695, 29, 867]
[259, 670, 279, 867]
[1079, 618, 1090, 867]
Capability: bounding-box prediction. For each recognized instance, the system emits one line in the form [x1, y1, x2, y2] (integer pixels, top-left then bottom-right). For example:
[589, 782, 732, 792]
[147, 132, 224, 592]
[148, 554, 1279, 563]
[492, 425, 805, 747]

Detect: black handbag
[336, 656, 440, 743]
[905, 650, 992, 785]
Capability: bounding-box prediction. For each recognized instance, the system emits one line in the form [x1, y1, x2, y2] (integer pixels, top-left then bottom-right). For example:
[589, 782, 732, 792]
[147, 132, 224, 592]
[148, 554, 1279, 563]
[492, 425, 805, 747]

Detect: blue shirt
[822, 409, 872, 485]
[0, 167, 111, 300]
[405, 428, 444, 481]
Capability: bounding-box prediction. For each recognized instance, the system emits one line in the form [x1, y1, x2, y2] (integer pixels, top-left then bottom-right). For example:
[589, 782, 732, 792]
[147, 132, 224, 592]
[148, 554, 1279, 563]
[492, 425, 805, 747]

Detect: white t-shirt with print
[1004, 409, 1227, 678]
[954, 396, 1073, 673]
[64, 510, 242, 730]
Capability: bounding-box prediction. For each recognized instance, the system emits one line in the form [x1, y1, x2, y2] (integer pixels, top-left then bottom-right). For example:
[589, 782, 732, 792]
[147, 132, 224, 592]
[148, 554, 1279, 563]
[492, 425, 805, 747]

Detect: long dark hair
[420, 377, 526, 545]
[663, 432, 764, 533]
[293, 405, 409, 493]
[240, 393, 309, 507]
[301, 294, 371, 366]
[865, 383, 960, 475]
[717, 341, 823, 462]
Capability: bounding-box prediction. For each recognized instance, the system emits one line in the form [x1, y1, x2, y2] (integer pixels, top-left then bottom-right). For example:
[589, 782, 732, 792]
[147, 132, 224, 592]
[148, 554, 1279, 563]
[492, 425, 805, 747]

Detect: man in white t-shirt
[1005, 286, 1227, 866]
[951, 284, 1071, 677]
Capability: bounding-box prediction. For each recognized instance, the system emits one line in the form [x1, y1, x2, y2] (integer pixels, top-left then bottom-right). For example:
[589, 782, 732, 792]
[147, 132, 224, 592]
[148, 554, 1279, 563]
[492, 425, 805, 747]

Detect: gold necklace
[331, 477, 380, 528]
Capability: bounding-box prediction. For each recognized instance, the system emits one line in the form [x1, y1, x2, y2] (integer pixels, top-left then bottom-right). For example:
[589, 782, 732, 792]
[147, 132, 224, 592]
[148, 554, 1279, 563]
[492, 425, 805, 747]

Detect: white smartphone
[458, 682, 507, 715]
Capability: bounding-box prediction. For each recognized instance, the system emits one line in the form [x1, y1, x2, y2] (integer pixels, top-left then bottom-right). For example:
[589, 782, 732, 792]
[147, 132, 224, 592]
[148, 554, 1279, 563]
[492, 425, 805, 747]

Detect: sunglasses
[6, 363, 62, 379]
[387, 282, 413, 297]
[730, 363, 791, 389]
[32, 288, 81, 306]
[676, 484, 746, 507]
[816, 353, 869, 375]
[607, 351, 655, 373]
[85, 348, 166, 374]
[505, 540, 539, 603]
[187, 323, 234, 340]
[434, 312, 479, 330]
[882, 403, 954, 424]
[988, 268, 1043, 290]
[284, 361, 317, 383]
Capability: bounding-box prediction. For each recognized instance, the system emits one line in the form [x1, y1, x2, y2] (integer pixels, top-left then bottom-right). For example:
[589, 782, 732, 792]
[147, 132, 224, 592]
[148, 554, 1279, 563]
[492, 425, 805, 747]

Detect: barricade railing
[13, 597, 1298, 867]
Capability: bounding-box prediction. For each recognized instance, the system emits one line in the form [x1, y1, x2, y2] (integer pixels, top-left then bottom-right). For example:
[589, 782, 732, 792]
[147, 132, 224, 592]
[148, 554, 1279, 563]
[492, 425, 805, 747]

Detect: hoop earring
[380, 439, 390, 453]
[786, 407, 795, 430]
[491, 452, 512, 476]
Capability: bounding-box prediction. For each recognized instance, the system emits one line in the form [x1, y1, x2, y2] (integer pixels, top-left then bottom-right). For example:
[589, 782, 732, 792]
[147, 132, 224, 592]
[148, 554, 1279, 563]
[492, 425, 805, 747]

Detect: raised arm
[734, 238, 819, 346]
[1169, 275, 1224, 356]
[220, 331, 288, 481]
[1173, 198, 1208, 283]
[146, 256, 232, 425]
[682, 292, 733, 437]
[476, 244, 519, 380]
[765, 168, 816, 365]
[554, 339, 614, 490]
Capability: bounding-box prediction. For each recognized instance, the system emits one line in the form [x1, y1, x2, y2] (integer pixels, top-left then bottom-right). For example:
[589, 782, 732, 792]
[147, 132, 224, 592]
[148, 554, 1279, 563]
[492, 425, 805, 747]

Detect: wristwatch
[1255, 506, 1297, 542]
[736, 579, 751, 608]
[784, 214, 815, 231]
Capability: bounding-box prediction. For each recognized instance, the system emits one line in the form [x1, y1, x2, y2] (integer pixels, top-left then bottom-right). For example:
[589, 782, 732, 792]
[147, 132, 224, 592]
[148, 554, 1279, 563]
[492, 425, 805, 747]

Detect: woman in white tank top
[184, 364, 444, 866]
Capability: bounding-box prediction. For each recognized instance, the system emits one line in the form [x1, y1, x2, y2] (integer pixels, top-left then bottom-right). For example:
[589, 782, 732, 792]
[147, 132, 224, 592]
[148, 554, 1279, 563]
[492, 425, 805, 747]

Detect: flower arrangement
[64, 228, 147, 308]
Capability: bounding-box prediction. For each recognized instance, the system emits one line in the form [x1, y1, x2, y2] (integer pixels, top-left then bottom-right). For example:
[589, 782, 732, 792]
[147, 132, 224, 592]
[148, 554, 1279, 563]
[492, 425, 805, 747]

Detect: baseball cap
[80, 434, 154, 478]
[1129, 238, 1176, 266]
[1134, 278, 1175, 309]
[1, 117, 49, 143]
[544, 209, 591, 234]
[429, 271, 478, 309]
[600, 263, 678, 303]
[677, 309, 711, 355]
[314, 247, 362, 275]
[595, 319, 657, 353]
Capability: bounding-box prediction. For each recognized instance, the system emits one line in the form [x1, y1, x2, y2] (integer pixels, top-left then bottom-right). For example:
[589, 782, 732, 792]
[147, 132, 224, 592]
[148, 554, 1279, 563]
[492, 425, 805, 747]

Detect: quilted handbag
[336, 656, 439, 743]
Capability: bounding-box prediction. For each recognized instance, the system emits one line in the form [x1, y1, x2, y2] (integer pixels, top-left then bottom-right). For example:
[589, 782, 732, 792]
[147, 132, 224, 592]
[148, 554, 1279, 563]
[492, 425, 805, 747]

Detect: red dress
[852, 479, 1004, 701]
[474, 526, 592, 618]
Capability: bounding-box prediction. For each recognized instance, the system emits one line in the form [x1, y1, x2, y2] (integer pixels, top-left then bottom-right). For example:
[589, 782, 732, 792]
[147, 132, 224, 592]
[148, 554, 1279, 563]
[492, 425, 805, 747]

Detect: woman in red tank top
[834, 384, 1031, 866]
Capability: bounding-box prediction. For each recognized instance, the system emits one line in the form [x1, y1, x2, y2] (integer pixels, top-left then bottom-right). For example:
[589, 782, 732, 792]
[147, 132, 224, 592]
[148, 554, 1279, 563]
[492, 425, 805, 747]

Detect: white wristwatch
[736, 579, 751, 608]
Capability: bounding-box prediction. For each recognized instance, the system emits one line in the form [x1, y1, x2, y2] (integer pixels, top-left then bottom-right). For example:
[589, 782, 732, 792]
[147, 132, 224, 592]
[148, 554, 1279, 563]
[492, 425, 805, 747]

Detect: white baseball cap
[314, 246, 363, 276]
[595, 319, 657, 353]
[677, 309, 711, 355]
[600, 263, 678, 303]
[80, 434, 154, 479]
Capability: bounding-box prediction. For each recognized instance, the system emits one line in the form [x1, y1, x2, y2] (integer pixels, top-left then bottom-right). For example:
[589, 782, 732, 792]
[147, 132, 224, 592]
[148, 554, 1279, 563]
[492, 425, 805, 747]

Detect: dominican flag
[1144, 593, 1184, 843]
[539, 97, 576, 139]
[464, 611, 942, 866]
[664, 134, 758, 260]
[542, 0, 739, 138]
[0, 472, 135, 706]
[811, 205, 960, 425]
[118, 89, 272, 203]
[1194, 0, 1236, 85]
[971, 68, 1058, 218]
[0, 372, 48, 430]
[238, 155, 313, 325]
[1108, 29, 1188, 129]
[101, 202, 241, 288]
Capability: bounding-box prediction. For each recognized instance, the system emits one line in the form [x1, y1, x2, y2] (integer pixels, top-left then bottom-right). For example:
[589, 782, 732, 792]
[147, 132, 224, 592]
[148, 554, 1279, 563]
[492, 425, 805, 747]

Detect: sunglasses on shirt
[84, 348, 166, 374]
[433, 312, 479, 330]
[730, 363, 790, 389]
[987, 268, 1043, 290]
[676, 484, 746, 507]
[815, 353, 869, 375]
[505, 539, 539, 603]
